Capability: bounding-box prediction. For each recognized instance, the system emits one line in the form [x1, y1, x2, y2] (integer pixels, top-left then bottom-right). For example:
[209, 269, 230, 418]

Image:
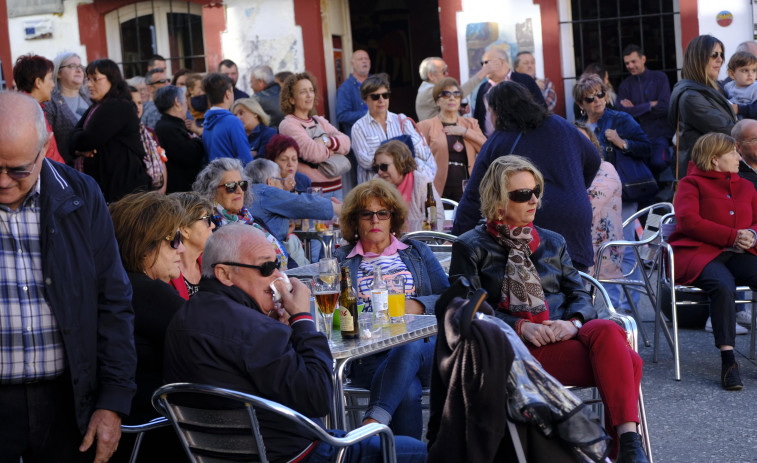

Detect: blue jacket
[248, 123, 277, 159]
[589, 108, 651, 162]
[336, 74, 367, 136]
[203, 108, 252, 164]
[249, 183, 335, 242]
[38, 159, 137, 432]
[334, 239, 449, 313]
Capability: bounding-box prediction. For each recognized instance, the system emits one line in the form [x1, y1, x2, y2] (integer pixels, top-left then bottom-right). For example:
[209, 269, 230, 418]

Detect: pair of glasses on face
[439, 90, 462, 99]
[710, 51, 725, 60]
[371, 163, 391, 173]
[165, 230, 183, 250]
[85, 75, 108, 84]
[507, 184, 542, 203]
[480, 58, 501, 66]
[583, 91, 606, 104]
[368, 92, 391, 101]
[359, 209, 392, 221]
[60, 64, 85, 72]
[218, 180, 249, 193]
[197, 215, 213, 227]
[212, 257, 281, 277]
[149, 79, 169, 86]
[0, 150, 42, 180]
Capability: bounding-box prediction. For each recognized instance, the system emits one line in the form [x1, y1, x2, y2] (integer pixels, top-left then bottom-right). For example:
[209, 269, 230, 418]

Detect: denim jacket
[334, 239, 449, 314]
[590, 108, 651, 161]
[248, 183, 334, 242]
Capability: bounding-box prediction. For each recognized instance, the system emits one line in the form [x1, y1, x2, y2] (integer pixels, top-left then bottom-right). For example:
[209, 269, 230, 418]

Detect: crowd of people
[5, 32, 757, 462]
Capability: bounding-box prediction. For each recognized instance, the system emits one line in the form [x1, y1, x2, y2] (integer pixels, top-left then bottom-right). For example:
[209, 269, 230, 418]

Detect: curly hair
[374, 140, 416, 175]
[192, 158, 254, 206]
[280, 71, 318, 116]
[479, 155, 544, 221]
[340, 178, 408, 245]
[487, 81, 550, 132]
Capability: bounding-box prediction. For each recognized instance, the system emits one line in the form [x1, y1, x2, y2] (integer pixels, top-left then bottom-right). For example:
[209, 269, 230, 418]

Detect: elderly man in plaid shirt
[0, 91, 136, 463]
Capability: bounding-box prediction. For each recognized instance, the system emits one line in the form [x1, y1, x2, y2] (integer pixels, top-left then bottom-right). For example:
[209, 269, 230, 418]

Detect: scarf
[397, 170, 414, 207]
[486, 220, 548, 323]
[212, 204, 289, 268]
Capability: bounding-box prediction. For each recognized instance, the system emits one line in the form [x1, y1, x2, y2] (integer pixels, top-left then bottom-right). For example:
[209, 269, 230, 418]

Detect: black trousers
[0, 373, 93, 463]
[693, 252, 757, 348]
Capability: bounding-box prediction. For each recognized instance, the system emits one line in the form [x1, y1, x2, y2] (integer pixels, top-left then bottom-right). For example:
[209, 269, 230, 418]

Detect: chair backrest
[625, 202, 674, 260]
[152, 383, 331, 463]
[401, 230, 457, 252]
[440, 198, 458, 221]
[579, 272, 638, 351]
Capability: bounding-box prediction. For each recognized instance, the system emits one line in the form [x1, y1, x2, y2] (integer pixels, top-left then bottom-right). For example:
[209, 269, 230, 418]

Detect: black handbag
[608, 146, 659, 202]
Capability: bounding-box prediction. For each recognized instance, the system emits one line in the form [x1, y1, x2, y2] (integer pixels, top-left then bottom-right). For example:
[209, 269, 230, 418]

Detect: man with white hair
[415, 56, 495, 121]
[0, 91, 136, 462]
[250, 65, 284, 128]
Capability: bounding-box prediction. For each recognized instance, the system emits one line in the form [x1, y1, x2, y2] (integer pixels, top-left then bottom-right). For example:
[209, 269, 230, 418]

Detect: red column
[534, 0, 564, 117]
[679, 0, 699, 50]
[294, 0, 328, 117]
[202, 3, 225, 72]
[0, 0, 11, 87]
[438, 0, 463, 82]
[77, 3, 108, 60]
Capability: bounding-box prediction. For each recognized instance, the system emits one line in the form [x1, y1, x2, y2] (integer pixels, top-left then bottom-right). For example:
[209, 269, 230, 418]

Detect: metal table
[328, 314, 437, 429]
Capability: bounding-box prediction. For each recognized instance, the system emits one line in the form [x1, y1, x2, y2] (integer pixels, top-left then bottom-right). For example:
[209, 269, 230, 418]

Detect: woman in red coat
[668, 132, 757, 390]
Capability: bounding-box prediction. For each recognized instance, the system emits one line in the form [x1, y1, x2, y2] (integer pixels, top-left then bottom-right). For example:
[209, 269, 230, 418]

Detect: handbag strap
[509, 131, 523, 154]
[398, 114, 428, 148]
[675, 114, 680, 181]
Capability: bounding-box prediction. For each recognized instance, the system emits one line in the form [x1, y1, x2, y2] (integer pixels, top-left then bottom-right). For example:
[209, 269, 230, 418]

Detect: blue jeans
[348, 338, 435, 439]
[305, 430, 427, 463]
[606, 202, 642, 311]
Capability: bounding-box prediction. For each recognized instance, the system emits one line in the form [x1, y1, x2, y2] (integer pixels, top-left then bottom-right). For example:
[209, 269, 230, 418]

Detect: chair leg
[623, 285, 651, 348]
[751, 300, 756, 360]
[128, 432, 145, 463]
[637, 386, 653, 463]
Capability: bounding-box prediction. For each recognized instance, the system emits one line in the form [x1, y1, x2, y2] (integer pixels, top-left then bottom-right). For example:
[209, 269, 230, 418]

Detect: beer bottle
[423, 182, 437, 231]
[339, 266, 359, 339]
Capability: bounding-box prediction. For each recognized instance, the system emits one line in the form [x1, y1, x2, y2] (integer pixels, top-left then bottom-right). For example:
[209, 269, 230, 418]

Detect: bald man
[336, 50, 371, 136]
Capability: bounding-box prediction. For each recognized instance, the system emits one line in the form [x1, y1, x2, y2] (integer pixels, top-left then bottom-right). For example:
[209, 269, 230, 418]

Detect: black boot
[617, 432, 649, 463]
[721, 361, 743, 391]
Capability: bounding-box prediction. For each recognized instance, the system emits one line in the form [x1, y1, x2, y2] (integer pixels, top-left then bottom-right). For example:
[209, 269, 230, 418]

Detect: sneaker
[736, 310, 753, 327]
[721, 361, 744, 391]
[705, 317, 748, 335]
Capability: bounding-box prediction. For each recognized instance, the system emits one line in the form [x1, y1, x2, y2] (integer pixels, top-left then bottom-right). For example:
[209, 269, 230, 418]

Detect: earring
[580, 109, 585, 116]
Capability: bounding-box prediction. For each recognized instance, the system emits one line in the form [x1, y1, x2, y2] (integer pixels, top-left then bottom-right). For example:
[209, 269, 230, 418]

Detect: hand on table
[405, 299, 425, 315]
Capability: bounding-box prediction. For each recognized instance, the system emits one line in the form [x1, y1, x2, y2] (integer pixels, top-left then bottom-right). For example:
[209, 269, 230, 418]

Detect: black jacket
[739, 160, 757, 191]
[473, 71, 546, 134]
[449, 225, 595, 327]
[154, 113, 205, 193]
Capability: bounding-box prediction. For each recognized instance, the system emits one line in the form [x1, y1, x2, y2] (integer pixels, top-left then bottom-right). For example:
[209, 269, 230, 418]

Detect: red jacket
[669, 162, 757, 284]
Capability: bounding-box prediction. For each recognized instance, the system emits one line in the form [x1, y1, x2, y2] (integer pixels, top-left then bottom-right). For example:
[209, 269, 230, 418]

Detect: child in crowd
[725, 51, 757, 119]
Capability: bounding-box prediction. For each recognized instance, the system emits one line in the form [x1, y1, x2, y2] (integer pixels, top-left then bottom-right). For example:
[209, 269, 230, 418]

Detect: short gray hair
[419, 57, 443, 81]
[0, 92, 48, 154]
[127, 76, 145, 87]
[486, 47, 512, 68]
[244, 158, 280, 184]
[202, 223, 266, 278]
[53, 52, 80, 86]
[154, 85, 185, 113]
[192, 158, 254, 205]
[251, 65, 274, 85]
[736, 41, 757, 53]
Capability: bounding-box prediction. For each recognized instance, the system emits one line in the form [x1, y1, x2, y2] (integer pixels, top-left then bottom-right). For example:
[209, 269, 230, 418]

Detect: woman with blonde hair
[231, 97, 276, 159]
[168, 191, 215, 299]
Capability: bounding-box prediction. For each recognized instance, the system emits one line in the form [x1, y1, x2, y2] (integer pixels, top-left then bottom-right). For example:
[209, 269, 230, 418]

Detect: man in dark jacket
[0, 91, 136, 461]
[250, 65, 285, 129]
[733, 119, 757, 189]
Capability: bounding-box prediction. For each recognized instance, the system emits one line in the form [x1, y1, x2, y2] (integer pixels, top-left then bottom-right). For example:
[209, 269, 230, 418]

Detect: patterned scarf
[486, 220, 548, 323]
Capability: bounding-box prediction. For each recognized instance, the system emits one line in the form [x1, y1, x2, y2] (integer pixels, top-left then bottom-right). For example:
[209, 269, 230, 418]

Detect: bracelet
[515, 319, 528, 339]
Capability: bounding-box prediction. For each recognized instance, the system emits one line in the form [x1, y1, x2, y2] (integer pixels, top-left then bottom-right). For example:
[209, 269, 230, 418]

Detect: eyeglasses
[60, 64, 85, 72]
[507, 184, 542, 203]
[710, 51, 725, 60]
[480, 58, 501, 66]
[212, 258, 281, 277]
[149, 79, 169, 86]
[358, 209, 392, 221]
[439, 90, 462, 99]
[583, 91, 606, 104]
[371, 163, 391, 173]
[0, 149, 42, 179]
[85, 75, 108, 84]
[165, 230, 183, 250]
[368, 92, 391, 101]
[197, 215, 213, 227]
[271, 176, 286, 185]
[740, 137, 757, 145]
[218, 180, 249, 193]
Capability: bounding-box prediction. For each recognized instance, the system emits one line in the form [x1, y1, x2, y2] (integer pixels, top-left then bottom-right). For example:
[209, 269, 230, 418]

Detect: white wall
[8, 0, 87, 65]
[697, 1, 754, 80]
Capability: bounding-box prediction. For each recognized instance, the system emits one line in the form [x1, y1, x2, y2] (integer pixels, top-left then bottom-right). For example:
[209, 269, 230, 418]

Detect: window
[105, 1, 205, 78]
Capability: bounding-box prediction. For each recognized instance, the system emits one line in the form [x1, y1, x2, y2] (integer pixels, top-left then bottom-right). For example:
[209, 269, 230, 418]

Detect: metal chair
[120, 417, 170, 463]
[152, 382, 397, 463]
[595, 202, 674, 348]
[401, 230, 457, 252]
[440, 198, 458, 221]
[654, 213, 757, 381]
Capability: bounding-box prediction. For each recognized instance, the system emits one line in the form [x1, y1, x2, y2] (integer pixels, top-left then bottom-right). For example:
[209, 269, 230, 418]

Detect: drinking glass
[311, 277, 339, 341]
[318, 258, 339, 285]
[387, 274, 406, 323]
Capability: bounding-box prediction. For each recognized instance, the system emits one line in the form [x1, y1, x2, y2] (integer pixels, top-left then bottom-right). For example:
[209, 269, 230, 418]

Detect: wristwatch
[622, 141, 628, 151]
[321, 135, 330, 146]
[570, 318, 583, 330]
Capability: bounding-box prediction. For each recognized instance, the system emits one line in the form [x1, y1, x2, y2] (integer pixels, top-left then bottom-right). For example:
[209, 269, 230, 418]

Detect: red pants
[528, 319, 643, 452]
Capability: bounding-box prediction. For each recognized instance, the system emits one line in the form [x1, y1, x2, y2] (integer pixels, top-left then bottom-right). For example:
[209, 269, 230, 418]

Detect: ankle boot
[721, 361, 743, 391]
[617, 432, 649, 463]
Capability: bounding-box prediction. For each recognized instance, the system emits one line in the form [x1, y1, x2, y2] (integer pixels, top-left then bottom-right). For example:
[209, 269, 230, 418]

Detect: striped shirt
[351, 111, 437, 184]
[0, 179, 66, 383]
[356, 254, 416, 312]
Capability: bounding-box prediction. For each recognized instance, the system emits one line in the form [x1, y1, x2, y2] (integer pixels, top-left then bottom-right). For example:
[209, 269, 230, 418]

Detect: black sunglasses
[218, 180, 249, 194]
[583, 91, 606, 104]
[368, 92, 391, 101]
[439, 90, 462, 99]
[0, 150, 41, 180]
[165, 230, 183, 250]
[197, 215, 213, 227]
[507, 184, 542, 203]
[212, 258, 281, 277]
[710, 51, 725, 60]
[371, 163, 391, 173]
[358, 209, 392, 221]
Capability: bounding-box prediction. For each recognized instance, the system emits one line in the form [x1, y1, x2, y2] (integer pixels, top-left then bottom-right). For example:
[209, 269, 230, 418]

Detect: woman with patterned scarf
[193, 157, 293, 269]
[449, 155, 648, 463]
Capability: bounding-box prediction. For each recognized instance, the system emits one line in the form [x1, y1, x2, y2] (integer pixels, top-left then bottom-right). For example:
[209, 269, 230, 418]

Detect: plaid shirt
[0, 179, 66, 383]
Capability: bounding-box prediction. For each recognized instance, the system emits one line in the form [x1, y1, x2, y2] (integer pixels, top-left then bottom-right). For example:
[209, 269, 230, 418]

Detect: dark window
[120, 14, 156, 78]
[167, 11, 206, 73]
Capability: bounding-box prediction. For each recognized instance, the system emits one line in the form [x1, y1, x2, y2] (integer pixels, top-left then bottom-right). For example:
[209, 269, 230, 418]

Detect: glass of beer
[387, 274, 406, 324]
[311, 277, 339, 341]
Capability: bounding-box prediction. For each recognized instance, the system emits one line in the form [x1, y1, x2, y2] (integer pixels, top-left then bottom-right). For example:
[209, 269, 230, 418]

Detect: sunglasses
[439, 90, 462, 99]
[480, 58, 501, 66]
[165, 230, 183, 250]
[583, 91, 606, 104]
[710, 51, 725, 60]
[149, 79, 169, 86]
[212, 258, 281, 277]
[368, 92, 391, 101]
[197, 215, 213, 227]
[358, 209, 392, 221]
[218, 180, 249, 194]
[507, 184, 542, 203]
[0, 150, 41, 180]
[371, 163, 391, 173]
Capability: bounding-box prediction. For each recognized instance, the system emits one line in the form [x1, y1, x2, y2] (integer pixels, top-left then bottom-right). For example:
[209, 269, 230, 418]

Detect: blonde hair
[691, 132, 736, 171]
[231, 98, 271, 126]
[479, 155, 544, 220]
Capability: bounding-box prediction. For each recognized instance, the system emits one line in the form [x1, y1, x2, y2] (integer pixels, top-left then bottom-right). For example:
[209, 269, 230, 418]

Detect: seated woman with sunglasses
[417, 77, 486, 202]
[168, 192, 216, 299]
[335, 179, 449, 439]
[193, 158, 293, 269]
[449, 156, 648, 463]
[108, 191, 187, 462]
[351, 73, 436, 184]
[373, 140, 444, 231]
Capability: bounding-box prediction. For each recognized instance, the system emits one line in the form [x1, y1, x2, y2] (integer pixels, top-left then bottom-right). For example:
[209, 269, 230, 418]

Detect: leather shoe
[617, 432, 649, 463]
[721, 362, 743, 391]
